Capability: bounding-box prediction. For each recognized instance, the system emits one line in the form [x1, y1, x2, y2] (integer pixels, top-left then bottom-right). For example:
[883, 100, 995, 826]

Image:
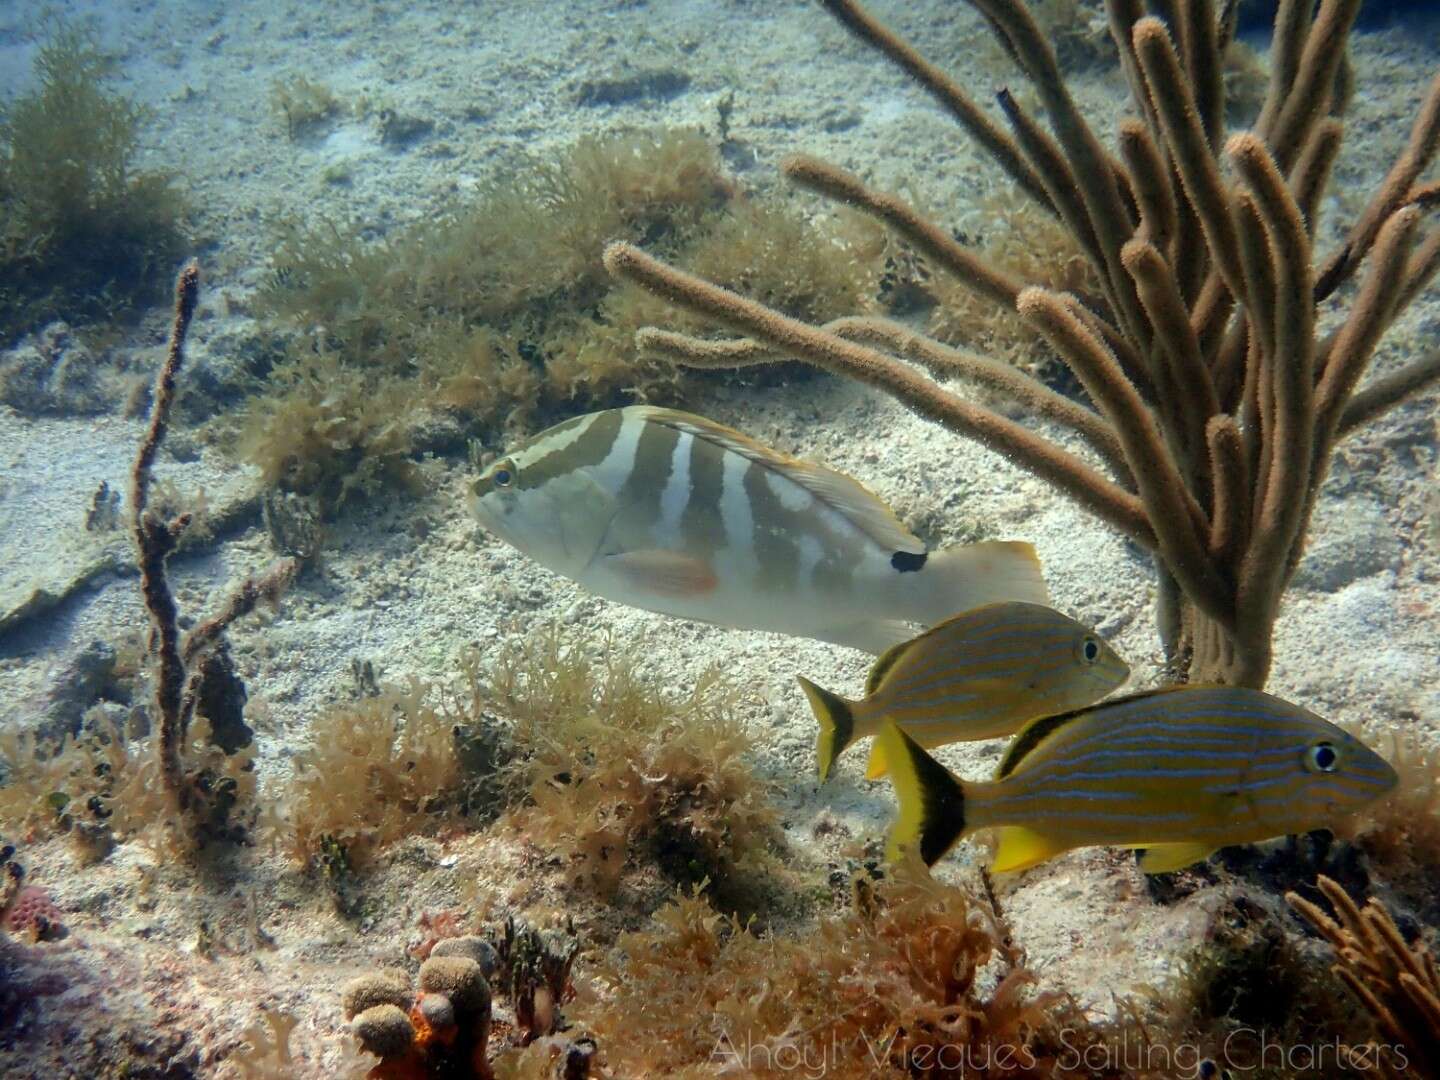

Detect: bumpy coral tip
[352, 1003, 416, 1059]
[418, 955, 492, 1020]
[1131, 15, 1170, 46]
[601, 241, 635, 276]
[342, 969, 413, 1020]
[430, 934, 499, 977]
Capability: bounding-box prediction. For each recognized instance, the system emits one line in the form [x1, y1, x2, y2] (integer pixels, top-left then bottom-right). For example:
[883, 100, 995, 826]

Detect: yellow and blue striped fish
[798, 601, 1129, 781]
[880, 686, 1397, 874]
[468, 406, 1049, 653]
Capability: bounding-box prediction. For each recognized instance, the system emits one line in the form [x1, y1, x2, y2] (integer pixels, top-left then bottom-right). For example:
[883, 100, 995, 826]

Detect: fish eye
[1305, 741, 1339, 773]
[490, 460, 516, 488]
[1080, 636, 1101, 664]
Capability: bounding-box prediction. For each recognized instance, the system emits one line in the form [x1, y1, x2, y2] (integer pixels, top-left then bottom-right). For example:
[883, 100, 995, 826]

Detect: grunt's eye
[1305, 741, 1339, 773]
[491, 460, 516, 488]
[1080, 636, 1101, 664]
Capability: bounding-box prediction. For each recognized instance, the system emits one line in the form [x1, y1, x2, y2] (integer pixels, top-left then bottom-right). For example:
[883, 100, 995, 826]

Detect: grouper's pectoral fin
[1137, 843, 1216, 874]
[990, 826, 1068, 873]
[603, 550, 718, 598]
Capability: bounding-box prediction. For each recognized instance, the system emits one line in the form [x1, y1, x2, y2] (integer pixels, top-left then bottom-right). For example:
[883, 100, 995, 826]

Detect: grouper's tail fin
[798, 676, 857, 781]
[908, 541, 1048, 626]
[880, 724, 968, 867]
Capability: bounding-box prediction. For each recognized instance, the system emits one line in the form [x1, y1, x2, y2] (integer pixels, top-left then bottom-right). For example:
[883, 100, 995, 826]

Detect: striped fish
[467, 406, 1049, 653]
[880, 686, 1397, 874]
[798, 601, 1129, 781]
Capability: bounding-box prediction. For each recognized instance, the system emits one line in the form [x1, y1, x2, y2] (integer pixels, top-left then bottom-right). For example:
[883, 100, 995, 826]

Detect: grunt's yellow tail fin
[798, 676, 858, 781]
[879, 724, 968, 867]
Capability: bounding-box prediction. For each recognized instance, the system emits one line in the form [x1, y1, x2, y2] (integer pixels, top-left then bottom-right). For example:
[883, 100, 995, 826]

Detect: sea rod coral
[132, 263, 298, 845]
[603, 0, 1440, 688]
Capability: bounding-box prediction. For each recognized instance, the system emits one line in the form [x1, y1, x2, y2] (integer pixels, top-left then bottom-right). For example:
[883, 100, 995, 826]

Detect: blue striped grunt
[879, 686, 1398, 874]
[798, 601, 1129, 781]
[468, 406, 1049, 653]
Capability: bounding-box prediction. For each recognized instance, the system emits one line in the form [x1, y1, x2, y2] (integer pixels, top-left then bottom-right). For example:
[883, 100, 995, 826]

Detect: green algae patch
[0, 23, 188, 343]
[239, 128, 886, 515]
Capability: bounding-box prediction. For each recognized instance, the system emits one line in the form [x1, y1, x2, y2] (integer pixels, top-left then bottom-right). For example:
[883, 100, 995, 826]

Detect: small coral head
[3, 885, 64, 940]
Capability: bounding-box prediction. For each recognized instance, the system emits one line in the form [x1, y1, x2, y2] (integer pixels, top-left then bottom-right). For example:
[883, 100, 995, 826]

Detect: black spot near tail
[891, 550, 927, 573]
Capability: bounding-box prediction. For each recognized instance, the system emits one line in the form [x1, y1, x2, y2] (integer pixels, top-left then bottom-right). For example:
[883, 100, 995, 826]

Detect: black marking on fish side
[866, 634, 916, 697]
[679, 428, 726, 558]
[617, 416, 680, 523]
[898, 729, 967, 866]
[998, 710, 1082, 780]
[891, 550, 927, 573]
[995, 685, 1207, 779]
[517, 410, 622, 492]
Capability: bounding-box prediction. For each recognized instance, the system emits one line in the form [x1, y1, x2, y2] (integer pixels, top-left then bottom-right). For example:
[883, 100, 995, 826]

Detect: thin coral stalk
[781, 155, 1023, 309]
[816, 0, 1053, 213]
[1315, 71, 1440, 298]
[638, 316, 1132, 479]
[131, 262, 296, 841]
[132, 263, 200, 811]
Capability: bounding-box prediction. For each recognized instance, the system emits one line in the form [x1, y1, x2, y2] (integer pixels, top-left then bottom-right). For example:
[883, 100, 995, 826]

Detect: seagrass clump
[604, 0, 1440, 688]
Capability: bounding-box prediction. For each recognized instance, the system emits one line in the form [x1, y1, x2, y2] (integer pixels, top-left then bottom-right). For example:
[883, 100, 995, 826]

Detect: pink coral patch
[3, 884, 65, 940]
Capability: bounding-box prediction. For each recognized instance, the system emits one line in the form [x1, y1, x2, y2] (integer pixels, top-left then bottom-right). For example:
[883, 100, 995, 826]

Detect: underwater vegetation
[488, 628, 784, 910]
[262, 623, 784, 914]
[271, 676, 465, 870]
[3, 0, 1439, 1071]
[604, 0, 1440, 689]
[539, 863, 1085, 1078]
[269, 75, 343, 141]
[239, 128, 886, 514]
[0, 21, 187, 344]
[1349, 728, 1440, 913]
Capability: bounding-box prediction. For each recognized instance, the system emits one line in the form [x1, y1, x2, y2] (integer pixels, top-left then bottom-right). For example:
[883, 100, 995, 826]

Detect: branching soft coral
[1287, 876, 1440, 1079]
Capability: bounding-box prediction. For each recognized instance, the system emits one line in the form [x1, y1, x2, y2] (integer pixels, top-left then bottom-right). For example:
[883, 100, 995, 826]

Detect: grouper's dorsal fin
[633, 406, 925, 555]
[995, 685, 1193, 779]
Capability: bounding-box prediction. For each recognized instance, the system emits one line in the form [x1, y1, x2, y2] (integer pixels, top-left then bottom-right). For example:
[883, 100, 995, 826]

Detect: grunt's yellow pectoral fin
[864, 738, 889, 781]
[990, 826, 1068, 873]
[605, 550, 718, 598]
[866, 724, 950, 779]
[1137, 843, 1216, 874]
